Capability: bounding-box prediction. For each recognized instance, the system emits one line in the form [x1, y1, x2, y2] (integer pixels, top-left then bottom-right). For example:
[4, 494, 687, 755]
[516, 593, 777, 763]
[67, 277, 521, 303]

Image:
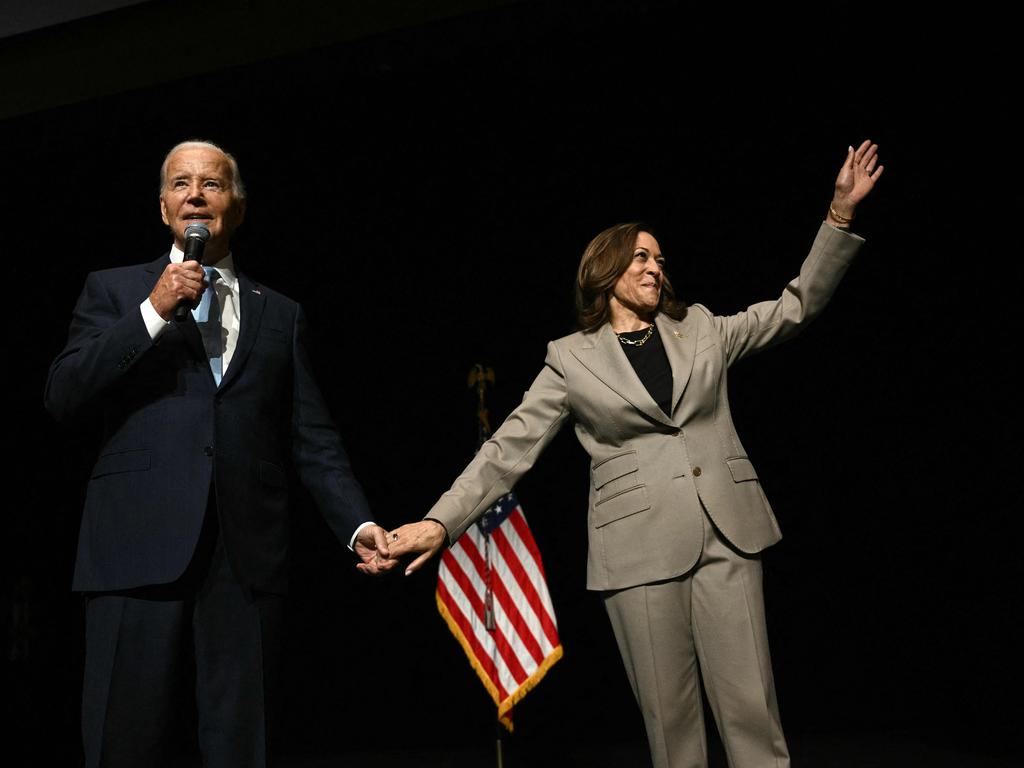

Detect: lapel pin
[673, 330, 683, 338]
[251, 288, 261, 295]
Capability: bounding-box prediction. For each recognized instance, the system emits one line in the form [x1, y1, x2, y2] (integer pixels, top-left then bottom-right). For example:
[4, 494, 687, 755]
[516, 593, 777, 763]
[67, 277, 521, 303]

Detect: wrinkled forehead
[164, 148, 234, 181]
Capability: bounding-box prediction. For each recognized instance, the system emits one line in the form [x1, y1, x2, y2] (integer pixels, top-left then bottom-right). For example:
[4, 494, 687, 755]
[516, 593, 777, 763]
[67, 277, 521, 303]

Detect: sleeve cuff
[823, 220, 865, 241]
[140, 298, 171, 340]
[348, 521, 376, 551]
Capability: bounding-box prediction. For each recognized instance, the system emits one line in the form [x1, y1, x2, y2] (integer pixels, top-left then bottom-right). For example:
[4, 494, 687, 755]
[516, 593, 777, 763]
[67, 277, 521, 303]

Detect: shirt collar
[169, 244, 238, 290]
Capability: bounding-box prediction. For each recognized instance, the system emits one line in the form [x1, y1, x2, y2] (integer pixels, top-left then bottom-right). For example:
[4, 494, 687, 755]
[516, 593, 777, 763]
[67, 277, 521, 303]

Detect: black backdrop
[2, 1, 1018, 765]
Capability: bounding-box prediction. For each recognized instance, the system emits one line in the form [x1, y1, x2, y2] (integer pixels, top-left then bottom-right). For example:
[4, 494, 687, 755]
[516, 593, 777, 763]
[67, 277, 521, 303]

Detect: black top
[617, 324, 673, 416]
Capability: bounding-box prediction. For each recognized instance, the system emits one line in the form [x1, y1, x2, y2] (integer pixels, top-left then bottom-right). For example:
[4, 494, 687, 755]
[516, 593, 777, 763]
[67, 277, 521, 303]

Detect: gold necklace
[616, 324, 655, 347]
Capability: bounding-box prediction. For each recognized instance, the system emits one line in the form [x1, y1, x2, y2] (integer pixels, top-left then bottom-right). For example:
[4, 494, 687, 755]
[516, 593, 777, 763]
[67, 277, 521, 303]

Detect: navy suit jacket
[45, 253, 371, 594]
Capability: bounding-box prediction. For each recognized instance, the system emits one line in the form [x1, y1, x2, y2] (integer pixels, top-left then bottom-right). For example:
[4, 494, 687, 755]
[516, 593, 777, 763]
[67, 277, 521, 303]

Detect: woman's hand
[828, 140, 884, 226]
[385, 520, 448, 575]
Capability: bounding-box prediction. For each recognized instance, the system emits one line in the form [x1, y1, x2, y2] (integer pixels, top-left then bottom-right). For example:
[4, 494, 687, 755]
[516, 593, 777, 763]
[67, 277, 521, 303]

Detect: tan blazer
[428, 223, 864, 591]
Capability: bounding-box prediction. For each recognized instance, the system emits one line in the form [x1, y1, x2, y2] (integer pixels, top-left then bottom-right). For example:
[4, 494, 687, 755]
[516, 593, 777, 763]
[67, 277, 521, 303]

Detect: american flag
[436, 490, 562, 731]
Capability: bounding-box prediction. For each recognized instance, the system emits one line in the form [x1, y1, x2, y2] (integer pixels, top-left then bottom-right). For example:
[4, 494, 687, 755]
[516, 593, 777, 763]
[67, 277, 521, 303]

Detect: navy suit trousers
[81, 505, 285, 768]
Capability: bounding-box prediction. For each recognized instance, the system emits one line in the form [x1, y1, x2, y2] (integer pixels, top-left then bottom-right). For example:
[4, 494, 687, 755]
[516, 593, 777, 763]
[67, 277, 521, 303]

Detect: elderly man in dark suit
[45, 140, 395, 768]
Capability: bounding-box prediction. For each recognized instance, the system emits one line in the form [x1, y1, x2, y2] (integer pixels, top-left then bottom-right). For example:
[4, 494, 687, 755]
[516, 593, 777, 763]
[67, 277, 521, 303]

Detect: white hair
[159, 139, 246, 199]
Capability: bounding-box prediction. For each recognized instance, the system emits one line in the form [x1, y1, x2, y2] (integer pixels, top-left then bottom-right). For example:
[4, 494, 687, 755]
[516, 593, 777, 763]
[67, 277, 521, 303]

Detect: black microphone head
[184, 222, 211, 242]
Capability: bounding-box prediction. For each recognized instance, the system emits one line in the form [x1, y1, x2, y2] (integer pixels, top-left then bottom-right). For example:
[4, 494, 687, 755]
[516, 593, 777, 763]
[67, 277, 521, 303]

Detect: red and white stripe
[436, 500, 562, 730]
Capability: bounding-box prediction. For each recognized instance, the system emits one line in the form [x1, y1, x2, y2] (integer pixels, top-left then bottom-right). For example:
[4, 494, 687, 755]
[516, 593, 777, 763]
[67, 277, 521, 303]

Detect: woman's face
[612, 231, 663, 316]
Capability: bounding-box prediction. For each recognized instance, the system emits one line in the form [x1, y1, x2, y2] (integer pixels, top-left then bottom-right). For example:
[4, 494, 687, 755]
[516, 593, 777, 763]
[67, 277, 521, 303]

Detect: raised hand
[385, 520, 448, 576]
[829, 140, 884, 225]
[353, 524, 400, 576]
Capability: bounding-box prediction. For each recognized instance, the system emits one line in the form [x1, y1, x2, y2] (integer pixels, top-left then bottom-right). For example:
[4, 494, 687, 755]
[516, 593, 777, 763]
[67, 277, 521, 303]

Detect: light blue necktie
[193, 266, 223, 385]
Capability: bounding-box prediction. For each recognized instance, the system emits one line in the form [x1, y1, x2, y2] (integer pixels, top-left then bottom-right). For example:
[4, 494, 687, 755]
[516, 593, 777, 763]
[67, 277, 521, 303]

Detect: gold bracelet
[829, 203, 854, 224]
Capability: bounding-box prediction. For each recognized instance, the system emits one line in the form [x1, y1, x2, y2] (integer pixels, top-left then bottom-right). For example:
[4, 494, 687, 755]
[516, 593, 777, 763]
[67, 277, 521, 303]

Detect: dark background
[2, 1, 1018, 765]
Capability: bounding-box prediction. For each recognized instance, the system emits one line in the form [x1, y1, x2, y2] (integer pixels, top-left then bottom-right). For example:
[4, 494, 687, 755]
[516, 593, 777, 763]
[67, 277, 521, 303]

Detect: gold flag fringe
[436, 589, 563, 732]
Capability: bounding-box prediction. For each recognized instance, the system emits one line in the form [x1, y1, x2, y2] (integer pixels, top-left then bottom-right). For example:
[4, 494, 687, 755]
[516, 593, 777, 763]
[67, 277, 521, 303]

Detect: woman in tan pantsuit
[385, 141, 884, 768]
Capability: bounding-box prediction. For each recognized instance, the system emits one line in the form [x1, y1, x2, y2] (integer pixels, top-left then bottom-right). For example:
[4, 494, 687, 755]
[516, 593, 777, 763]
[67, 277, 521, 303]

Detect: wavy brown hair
[575, 222, 687, 332]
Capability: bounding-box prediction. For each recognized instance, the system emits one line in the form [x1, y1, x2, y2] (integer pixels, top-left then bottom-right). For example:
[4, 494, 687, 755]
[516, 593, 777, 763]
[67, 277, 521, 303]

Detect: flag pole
[467, 364, 504, 768]
[453, 364, 561, 764]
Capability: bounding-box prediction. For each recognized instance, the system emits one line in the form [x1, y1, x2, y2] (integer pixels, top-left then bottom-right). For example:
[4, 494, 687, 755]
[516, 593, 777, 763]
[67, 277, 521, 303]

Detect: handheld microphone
[174, 222, 211, 321]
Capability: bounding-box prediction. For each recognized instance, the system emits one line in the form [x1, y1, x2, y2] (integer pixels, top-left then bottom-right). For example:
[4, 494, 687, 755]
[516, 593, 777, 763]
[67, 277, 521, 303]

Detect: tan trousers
[603, 511, 789, 768]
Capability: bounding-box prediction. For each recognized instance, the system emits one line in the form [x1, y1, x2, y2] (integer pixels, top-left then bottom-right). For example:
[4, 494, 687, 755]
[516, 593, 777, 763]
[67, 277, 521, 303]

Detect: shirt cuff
[140, 298, 171, 340]
[348, 521, 377, 551]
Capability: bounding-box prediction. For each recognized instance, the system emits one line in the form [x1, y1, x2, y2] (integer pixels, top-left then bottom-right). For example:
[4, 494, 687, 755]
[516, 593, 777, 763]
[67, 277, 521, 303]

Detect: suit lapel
[571, 323, 675, 428]
[219, 271, 266, 391]
[656, 312, 698, 419]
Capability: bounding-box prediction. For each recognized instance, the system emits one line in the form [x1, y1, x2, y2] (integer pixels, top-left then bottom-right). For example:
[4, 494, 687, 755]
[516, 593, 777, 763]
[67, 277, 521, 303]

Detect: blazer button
[692, 466, 702, 477]
[203, 446, 214, 457]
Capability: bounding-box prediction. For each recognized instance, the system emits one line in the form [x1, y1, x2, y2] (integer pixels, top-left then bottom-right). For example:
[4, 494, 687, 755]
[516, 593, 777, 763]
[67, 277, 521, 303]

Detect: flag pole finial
[468, 364, 496, 439]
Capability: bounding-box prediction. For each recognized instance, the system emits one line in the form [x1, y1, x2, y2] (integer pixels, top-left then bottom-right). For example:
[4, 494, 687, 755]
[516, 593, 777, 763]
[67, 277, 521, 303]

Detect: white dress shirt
[139, 246, 240, 372]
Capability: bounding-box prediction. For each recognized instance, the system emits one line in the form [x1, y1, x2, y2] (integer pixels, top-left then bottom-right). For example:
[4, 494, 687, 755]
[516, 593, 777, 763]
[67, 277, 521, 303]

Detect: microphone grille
[184, 222, 211, 241]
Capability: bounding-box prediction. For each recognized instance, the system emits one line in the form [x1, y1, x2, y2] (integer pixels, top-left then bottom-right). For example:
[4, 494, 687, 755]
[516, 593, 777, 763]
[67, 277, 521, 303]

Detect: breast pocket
[258, 326, 288, 344]
[254, 326, 291, 370]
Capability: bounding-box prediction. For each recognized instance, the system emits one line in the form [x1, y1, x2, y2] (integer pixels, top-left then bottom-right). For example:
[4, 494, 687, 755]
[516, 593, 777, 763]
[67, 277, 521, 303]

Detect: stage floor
[280, 729, 1021, 767]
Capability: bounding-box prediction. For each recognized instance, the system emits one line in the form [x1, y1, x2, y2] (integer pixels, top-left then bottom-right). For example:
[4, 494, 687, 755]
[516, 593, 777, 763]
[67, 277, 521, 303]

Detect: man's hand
[354, 524, 400, 576]
[385, 520, 448, 576]
[149, 261, 208, 320]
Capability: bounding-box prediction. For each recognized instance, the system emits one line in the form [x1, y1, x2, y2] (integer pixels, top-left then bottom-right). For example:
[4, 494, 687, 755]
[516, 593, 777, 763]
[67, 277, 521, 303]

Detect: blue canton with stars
[476, 492, 518, 535]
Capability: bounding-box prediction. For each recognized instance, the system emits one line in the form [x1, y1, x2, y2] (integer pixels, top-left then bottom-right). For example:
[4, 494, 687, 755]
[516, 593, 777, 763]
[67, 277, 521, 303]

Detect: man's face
[159, 147, 245, 257]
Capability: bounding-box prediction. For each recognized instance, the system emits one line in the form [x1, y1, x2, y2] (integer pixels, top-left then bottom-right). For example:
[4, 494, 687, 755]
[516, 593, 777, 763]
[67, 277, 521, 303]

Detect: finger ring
[391, 532, 399, 541]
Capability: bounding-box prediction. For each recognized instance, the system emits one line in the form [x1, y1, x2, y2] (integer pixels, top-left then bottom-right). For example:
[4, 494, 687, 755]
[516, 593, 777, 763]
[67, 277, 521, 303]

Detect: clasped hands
[353, 520, 447, 576]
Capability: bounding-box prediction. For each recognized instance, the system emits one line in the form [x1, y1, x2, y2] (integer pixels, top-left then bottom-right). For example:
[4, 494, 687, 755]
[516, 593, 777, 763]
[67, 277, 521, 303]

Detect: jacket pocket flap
[726, 456, 758, 482]
[91, 449, 151, 478]
[592, 451, 639, 490]
[592, 485, 651, 528]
